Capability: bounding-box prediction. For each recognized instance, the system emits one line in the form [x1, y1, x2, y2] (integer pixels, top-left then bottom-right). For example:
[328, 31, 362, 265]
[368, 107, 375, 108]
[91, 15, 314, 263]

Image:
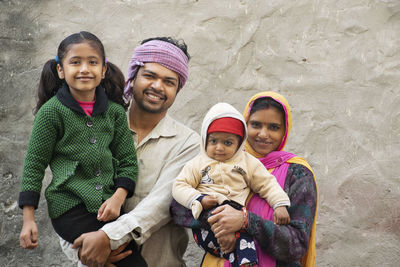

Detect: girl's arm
[97, 188, 128, 222]
[19, 206, 38, 249]
[109, 106, 138, 198]
[19, 106, 59, 209]
[19, 105, 58, 250]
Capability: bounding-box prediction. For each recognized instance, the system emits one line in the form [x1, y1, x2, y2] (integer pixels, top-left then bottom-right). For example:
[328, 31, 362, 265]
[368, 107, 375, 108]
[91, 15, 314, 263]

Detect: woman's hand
[208, 204, 243, 238]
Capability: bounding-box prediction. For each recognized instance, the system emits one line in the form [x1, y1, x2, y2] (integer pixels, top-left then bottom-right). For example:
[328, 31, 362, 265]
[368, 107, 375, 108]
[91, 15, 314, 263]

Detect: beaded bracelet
[241, 207, 248, 229]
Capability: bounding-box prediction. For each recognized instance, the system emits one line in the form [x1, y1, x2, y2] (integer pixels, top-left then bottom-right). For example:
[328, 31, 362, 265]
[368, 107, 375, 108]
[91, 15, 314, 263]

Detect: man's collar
[149, 115, 177, 138]
[56, 82, 108, 116]
[129, 114, 177, 146]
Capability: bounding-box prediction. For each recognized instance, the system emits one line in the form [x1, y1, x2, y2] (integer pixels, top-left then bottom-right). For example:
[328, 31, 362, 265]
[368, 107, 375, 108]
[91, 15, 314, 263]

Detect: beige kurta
[101, 114, 200, 267]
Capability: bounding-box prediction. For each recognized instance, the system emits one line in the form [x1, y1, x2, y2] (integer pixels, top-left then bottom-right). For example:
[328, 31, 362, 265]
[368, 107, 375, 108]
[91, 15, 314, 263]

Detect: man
[69, 37, 200, 266]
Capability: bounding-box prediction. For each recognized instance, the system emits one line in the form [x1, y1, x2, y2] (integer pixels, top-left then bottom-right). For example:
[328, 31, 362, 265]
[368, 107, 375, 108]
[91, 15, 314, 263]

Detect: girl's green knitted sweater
[19, 84, 138, 219]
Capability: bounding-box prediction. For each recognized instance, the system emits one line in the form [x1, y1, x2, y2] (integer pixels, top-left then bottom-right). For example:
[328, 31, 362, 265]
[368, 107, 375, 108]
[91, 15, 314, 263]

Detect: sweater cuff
[196, 194, 205, 202]
[245, 211, 258, 235]
[114, 177, 135, 198]
[18, 191, 40, 209]
[273, 200, 291, 209]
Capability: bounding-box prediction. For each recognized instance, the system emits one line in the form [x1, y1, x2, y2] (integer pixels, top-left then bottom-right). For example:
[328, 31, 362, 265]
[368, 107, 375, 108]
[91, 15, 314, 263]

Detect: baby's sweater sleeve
[246, 158, 290, 209]
[172, 157, 203, 210]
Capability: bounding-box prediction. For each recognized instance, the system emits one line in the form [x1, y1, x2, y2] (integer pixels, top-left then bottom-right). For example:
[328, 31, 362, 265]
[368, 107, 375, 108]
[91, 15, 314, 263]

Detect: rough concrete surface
[1, 0, 399, 266]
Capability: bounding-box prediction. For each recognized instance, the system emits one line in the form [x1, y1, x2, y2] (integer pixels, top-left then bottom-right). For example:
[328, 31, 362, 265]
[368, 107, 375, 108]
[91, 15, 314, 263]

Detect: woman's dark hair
[250, 97, 286, 126]
[34, 31, 127, 114]
[141, 36, 191, 62]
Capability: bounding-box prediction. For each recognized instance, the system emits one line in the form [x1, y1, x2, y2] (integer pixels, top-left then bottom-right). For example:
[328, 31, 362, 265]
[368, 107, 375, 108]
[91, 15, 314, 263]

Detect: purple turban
[124, 40, 189, 101]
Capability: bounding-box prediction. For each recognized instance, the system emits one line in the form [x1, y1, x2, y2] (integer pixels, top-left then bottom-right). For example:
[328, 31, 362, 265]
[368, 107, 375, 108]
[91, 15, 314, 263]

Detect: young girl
[18, 31, 147, 266]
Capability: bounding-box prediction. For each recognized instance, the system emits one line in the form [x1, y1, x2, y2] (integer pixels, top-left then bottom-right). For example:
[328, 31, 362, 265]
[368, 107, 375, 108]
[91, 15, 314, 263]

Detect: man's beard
[133, 88, 172, 114]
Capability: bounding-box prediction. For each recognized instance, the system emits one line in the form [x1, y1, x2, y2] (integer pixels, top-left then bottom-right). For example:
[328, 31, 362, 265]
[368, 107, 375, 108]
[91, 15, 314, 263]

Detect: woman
[171, 91, 318, 267]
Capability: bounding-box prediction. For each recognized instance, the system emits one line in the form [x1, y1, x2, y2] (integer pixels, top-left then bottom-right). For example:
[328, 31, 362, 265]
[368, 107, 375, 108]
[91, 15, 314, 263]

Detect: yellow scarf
[287, 157, 317, 267]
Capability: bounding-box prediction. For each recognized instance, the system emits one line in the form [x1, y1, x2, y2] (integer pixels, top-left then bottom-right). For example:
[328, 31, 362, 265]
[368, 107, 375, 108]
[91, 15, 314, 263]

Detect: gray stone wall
[1, 0, 399, 266]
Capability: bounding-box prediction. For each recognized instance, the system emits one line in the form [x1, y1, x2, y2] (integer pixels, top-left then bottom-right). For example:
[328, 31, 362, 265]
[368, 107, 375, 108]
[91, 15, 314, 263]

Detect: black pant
[51, 203, 147, 267]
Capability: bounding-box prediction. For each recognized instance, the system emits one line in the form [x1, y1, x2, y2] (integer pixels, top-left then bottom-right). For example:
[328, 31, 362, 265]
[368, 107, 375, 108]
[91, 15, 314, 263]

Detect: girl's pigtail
[34, 59, 63, 115]
[102, 61, 128, 111]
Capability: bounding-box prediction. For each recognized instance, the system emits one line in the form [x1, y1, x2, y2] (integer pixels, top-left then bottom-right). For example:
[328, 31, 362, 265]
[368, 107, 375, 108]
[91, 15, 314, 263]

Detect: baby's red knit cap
[207, 117, 244, 139]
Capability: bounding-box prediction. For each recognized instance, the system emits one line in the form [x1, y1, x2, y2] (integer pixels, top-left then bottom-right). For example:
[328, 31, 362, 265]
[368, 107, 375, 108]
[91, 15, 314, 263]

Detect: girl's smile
[57, 42, 106, 102]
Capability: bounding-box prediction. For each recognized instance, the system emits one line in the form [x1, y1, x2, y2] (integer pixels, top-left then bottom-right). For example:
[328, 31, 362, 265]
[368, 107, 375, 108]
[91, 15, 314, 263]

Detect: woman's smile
[247, 108, 285, 156]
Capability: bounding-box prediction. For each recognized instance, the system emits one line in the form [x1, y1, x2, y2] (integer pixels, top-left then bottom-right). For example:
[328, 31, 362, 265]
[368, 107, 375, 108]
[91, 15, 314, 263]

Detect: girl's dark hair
[250, 97, 286, 126]
[34, 31, 127, 114]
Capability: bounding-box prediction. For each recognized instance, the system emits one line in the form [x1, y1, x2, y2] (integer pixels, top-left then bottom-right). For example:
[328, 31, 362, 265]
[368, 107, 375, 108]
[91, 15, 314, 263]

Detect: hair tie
[55, 55, 59, 63]
[105, 57, 108, 64]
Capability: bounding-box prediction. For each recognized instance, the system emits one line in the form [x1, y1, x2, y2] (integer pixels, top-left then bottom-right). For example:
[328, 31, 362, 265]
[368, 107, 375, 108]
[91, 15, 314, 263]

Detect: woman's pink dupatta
[244, 151, 296, 267]
[223, 151, 296, 267]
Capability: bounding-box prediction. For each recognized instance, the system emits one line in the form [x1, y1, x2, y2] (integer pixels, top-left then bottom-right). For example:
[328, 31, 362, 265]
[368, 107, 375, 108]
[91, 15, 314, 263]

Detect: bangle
[241, 207, 248, 229]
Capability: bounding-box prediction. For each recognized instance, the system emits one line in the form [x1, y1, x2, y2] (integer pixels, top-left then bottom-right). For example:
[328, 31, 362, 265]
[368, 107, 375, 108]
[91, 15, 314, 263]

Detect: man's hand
[105, 242, 132, 267]
[73, 230, 111, 267]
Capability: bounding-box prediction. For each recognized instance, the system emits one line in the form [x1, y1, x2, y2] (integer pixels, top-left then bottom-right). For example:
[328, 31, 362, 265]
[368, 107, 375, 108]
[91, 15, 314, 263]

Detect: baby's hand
[201, 195, 218, 210]
[20, 219, 38, 249]
[217, 232, 236, 254]
[273, 206, 290, 225]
